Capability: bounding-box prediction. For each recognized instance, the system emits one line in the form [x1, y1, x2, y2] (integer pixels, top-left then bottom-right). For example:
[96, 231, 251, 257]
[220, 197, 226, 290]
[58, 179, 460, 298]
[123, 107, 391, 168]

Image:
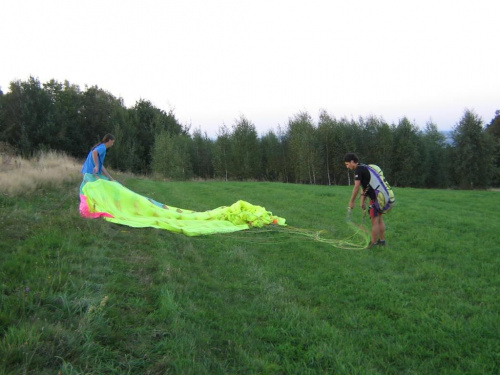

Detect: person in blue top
[81, 134, 115, 180]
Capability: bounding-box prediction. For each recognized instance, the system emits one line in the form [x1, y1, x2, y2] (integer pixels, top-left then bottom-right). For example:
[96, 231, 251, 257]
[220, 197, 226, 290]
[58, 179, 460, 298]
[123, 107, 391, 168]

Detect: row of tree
[1, 77, 499, 188]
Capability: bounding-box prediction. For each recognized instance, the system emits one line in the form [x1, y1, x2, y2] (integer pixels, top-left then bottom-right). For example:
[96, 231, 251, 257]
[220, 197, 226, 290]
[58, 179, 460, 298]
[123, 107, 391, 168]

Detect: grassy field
[1, 162, 499, 374]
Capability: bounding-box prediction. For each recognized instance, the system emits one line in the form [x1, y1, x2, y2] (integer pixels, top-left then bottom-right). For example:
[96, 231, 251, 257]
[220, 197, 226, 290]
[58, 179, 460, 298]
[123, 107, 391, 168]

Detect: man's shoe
[376, 240, 386, 246]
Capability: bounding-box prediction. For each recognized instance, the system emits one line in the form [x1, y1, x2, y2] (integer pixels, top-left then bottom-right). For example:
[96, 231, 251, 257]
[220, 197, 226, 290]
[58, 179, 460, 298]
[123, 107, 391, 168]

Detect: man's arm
[92, 149, 99, 174]
[348, 180, 361, 209]
[360, 191, 367, 210]
[101, 166, 114, 181]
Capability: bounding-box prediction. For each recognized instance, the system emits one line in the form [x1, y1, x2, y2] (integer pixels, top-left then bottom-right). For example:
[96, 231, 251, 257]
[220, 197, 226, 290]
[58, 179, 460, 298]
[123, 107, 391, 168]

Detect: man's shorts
[369, 199, 381, 219]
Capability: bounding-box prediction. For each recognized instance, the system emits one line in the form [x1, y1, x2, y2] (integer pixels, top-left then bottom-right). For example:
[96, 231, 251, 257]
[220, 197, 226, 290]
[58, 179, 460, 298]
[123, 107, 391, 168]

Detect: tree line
[1, 76, 499, 188]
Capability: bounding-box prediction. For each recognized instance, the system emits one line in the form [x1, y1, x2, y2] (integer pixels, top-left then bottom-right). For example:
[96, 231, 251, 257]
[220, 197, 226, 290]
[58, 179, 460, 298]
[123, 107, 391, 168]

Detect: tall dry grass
[0, 151, 82, 196]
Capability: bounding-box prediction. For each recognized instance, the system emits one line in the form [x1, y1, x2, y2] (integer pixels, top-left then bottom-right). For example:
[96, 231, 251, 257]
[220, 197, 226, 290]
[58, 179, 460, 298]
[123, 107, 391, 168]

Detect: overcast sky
[2, 0, 499, 137]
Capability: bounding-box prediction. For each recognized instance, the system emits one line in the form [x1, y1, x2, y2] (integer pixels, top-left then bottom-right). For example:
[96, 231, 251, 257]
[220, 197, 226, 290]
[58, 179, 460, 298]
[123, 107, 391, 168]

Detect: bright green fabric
[81, 176, 286, 236]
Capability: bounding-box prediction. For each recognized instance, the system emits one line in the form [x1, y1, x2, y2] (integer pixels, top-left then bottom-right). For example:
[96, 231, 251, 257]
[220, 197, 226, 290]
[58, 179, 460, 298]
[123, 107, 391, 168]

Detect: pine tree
[452, 109, 495, 188]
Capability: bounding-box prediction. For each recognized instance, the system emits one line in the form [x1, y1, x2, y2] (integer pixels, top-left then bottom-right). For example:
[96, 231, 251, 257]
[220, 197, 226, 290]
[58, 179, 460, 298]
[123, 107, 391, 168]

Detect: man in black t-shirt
[344, 153, 386, 248]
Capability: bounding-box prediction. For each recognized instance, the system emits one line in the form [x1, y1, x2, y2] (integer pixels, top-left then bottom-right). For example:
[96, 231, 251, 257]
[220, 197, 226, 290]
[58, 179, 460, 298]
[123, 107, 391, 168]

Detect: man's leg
[368, 205, 378, 245]
[370, 215, 378, 244]
[370, 214, 385, 244]
[378, 215, 385, 242]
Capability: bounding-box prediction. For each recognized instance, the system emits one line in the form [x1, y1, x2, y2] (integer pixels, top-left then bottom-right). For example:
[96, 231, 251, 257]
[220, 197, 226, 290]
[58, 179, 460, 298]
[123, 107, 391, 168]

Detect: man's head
[103, 133, 115, 148]
[344, 153, 359, 171]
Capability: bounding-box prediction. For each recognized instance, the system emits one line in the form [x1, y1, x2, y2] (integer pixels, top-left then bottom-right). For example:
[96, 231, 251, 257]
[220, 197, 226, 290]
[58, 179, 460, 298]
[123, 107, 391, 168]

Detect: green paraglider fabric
[79, 174, 286, 236]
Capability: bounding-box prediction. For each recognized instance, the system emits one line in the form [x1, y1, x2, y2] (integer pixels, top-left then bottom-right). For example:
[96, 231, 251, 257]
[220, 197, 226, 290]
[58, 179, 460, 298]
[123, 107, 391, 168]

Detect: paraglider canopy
[79, 174, 286, 236]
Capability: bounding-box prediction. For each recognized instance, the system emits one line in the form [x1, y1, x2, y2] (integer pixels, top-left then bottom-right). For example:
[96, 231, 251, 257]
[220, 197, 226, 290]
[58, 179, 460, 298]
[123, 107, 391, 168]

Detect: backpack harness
[360, 164, 395, 213]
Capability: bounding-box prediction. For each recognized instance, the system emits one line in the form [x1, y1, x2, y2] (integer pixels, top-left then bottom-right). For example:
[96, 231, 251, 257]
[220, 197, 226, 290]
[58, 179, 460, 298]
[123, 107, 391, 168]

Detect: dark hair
[344, 153, 359, 163]
[102, 133, 115, 143]
[91, 133, 115, 150]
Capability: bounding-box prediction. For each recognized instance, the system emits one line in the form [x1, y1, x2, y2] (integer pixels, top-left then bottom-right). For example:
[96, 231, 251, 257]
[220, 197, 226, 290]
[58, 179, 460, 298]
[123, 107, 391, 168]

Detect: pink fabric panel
[79, 194, 113, 219]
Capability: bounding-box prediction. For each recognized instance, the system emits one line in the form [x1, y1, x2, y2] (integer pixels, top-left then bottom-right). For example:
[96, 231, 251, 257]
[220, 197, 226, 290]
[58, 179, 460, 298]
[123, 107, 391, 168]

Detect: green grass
[1, 178, 499, 374]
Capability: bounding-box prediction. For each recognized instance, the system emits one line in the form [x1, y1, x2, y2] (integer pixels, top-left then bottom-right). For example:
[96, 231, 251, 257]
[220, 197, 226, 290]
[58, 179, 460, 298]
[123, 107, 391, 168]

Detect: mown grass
[1, 162, 499, 374]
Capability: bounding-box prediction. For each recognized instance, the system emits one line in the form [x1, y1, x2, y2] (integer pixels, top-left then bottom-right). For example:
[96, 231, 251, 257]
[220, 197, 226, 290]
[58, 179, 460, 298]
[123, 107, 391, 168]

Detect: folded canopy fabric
[79, 174, 286, 236]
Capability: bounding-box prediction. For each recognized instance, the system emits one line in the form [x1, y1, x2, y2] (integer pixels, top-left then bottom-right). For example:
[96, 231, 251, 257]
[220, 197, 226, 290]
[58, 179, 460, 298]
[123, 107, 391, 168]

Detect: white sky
[1, 0, 499, 137]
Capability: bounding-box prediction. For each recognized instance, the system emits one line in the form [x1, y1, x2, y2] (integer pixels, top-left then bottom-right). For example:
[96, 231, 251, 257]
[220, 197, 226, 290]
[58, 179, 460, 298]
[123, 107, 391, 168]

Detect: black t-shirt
[354, 164, 376, 199]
